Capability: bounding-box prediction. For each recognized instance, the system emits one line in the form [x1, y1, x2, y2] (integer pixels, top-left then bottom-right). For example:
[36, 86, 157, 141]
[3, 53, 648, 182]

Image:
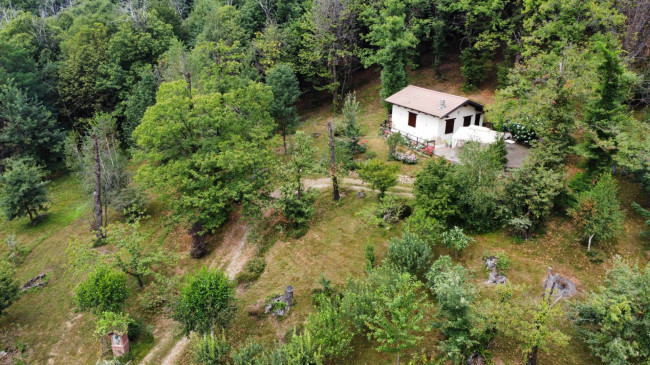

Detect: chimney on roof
[439, 99, 445, 109]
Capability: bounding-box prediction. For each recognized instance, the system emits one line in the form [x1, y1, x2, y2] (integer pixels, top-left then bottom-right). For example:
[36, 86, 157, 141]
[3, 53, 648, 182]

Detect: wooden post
[327, 121, 340, 201]
[92, 133, 104, 244]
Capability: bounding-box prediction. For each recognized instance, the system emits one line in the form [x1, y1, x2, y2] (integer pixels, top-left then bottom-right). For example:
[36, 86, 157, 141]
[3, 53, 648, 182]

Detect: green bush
[112, 185, 147, 223]
[75, 266, 128, 314]
[482, 251, 511, 273]
[174, 268, 236, 335]
[0, 261, 19, 315]
[231, 341, 265, 365]
[405, 210, 443, 244]
[304, 296, 354, 360]
[236, 257, 266, 284]
[193, 332, 230, 365]
[358, 159, 400, 199]
[441, 227, 474, 258]
[283, 328, 324, 365]
[387, 232, 432, 275]
[276, 185, 317, 229]
[358, 195, 411, 228]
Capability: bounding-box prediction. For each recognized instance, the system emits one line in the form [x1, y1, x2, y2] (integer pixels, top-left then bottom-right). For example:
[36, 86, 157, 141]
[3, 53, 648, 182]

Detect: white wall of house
[437, 105, 483, 142]
[391, 104, 483, 142]
[391, 105, 439, 141]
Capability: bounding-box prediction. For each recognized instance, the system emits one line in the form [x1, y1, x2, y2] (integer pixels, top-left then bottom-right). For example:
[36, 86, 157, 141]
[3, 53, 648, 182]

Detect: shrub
[193, 332, 230, 365]
[236, 257, 266, 284]
[501, 121, 539, 143]
[112, 185, 147, 223]
[358, 159, 400, 198]
[174, 268, 236, 335]
[75, 266, 128, 314]
[276, 185, 317, 229]
[568, 172, 594, 195]
[405, 210, 443, 244]
[507, 216, 533, 240]
[231, 341, 265, 365]
[387, 232, 433, 275]
[0, 261, 19, 315]
[304, 296, 354, 360]
[482, 251, 510, 273]
[393, 151, 418, 164]
[364, 243, 375, 271]
[386, 133, 407, 157]
[283, 329, 324, 365]
[94, 311, 132, 338]
[441, 227, 474, 258]
[358, 195, 411, 228]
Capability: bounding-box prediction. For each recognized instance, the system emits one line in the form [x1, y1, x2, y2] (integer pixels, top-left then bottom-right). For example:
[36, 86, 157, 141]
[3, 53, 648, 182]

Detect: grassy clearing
[0, 60, 648, 365]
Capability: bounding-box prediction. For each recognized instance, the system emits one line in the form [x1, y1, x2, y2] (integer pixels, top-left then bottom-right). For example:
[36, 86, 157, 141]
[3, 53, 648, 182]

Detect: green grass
[0, 61, 648, 365]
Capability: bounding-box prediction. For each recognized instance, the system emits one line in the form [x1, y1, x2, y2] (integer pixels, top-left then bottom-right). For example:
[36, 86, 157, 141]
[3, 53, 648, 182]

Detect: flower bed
[392, 151, 418, 164]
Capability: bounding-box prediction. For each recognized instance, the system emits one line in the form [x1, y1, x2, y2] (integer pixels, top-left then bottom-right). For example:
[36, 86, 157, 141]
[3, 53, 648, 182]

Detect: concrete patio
[433, 141, 530, 168]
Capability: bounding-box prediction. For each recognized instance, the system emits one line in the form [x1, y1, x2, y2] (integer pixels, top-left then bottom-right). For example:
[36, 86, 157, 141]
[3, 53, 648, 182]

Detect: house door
[474, 113, 481, 126]
[463, 115, 472, 127]
[445, 118, 455, 134]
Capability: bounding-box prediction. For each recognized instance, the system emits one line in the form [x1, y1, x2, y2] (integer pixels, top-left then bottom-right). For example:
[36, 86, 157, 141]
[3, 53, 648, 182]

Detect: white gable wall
[391, 104, 440, 142]
[391, 104, 483, 143]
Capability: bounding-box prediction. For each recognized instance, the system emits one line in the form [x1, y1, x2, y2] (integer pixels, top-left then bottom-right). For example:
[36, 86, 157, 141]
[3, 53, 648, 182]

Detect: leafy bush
[386, 132, 407, 157]
[392, 151, 418, 164]
[304, 296, 354, 360]
[276, 185, 317, 229]
[0, 261, 19, 315]
[569, 172, 594, 195]
[236, 256, 266, 284]
[405, 210, 443, 244]
[174, 268, 236, 335]
[94, 311, 132, 338]
[501, 121, 539, 143]
[75, 266, 128, 314]
[358, 159, 400, 198]
[231, 341, 265, 365]
[387, 232, 433, 275]
[441, 227, 474, 258]
[358, 195, 411, 228]
[112, 185, 147, 223]
[364, 243, 375, 271]
[482, 251, 511, 273]
[193, 332, 230, 365]
[507, 216, 533, 240]
[283, 329, 324, 365]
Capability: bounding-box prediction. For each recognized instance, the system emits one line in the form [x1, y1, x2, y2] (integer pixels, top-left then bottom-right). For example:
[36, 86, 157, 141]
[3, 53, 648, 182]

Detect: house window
[463, 115, 472, 127]
[474, 113, 481, 126]
[445, 118, 455, 134]
[408, 112, 417, 127]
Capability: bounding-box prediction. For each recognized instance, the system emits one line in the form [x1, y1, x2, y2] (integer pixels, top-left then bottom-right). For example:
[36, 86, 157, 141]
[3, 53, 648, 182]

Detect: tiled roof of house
[384, 85, 482, 118]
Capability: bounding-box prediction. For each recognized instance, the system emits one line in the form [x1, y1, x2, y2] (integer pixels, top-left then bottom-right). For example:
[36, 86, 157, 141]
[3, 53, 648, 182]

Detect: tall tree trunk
[327, 121, 340, 201]
[587, 234, 594, 251]
[526, 346, 538, 365]
[26, 207, 34, 225]
[283, 132, 287, 155]
[92, 133, 104, 243]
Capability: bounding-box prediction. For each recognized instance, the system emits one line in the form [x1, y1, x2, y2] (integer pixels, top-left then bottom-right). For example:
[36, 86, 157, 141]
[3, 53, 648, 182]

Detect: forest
[0, 0, 649, 363]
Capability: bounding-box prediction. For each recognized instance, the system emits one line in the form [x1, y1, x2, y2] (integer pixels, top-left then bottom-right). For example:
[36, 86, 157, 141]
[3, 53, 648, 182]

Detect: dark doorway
[445, 118, 455, 134]
[463, 115, 472, 127]
[474, 113, 481, 126]
[408, 112, 417, 127]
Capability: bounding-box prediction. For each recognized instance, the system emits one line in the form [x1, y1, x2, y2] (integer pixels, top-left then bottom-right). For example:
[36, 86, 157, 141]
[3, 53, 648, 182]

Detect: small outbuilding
[385, 85, 484, 145]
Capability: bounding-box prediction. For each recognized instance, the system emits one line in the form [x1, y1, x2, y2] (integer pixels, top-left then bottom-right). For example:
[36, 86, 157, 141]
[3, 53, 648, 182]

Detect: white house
[384, 85, 485, 144]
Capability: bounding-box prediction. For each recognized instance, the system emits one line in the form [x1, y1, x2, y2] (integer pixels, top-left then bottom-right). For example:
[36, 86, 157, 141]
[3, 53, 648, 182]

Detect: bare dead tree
[0, 5, 17, 28]
[327, 121, 340, 201]
[257, 0, 276, 24]
[119, 0, 148, 29]
[92, 133, 104, 244]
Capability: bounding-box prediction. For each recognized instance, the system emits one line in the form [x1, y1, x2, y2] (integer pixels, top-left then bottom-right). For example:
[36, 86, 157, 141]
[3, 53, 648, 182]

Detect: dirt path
[141, 219, 253, 365]
[302, 177, 414, 198]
